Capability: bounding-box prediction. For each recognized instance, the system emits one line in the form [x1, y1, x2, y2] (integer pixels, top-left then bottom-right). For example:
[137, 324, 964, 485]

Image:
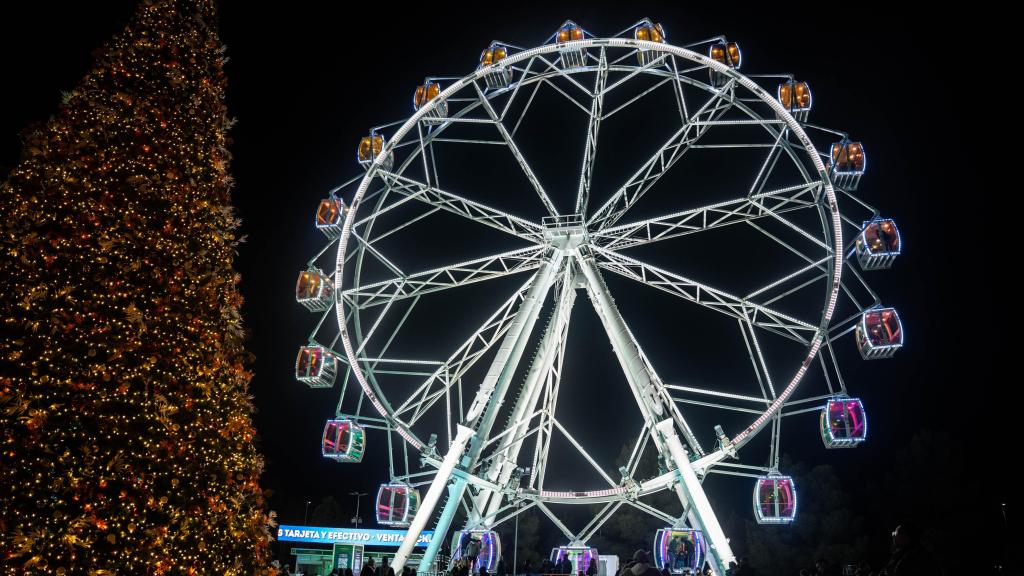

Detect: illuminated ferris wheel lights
[820, 397, 868, 449]
[855, 218, 901, 270]
[855, 307, 904, 360]
[293, 23, 908, 574]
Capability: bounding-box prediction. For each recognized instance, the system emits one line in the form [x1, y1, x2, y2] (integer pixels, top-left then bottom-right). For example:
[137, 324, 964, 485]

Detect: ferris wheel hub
[542, 213, 588, 249]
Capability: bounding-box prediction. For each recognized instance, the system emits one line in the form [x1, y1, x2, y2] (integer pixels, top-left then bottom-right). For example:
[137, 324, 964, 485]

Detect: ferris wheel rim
[332, 36, 844, 500]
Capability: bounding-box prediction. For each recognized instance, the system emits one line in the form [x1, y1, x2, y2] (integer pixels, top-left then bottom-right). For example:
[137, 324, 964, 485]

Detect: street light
[350, 491, 367, 528]
[304, 500, 312, 526]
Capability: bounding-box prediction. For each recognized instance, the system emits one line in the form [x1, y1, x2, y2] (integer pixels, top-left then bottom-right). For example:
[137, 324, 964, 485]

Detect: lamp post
[513, 503, 520, 576]
[304, 500, 312, 525]
[511, 466, 528, 576]
[351, 491, 367, 528]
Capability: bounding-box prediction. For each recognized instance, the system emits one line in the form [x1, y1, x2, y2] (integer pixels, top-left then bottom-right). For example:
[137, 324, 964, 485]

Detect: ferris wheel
[293, 18, 903, 576]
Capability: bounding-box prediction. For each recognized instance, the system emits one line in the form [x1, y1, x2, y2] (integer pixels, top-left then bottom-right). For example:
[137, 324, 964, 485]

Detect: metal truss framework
[295, 25, 895, 576]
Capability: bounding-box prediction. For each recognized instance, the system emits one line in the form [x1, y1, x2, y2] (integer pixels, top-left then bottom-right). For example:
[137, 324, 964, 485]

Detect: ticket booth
[291, 548, 334, 575]
[277, 525, 437, 575]
[332, 543, 365, 574]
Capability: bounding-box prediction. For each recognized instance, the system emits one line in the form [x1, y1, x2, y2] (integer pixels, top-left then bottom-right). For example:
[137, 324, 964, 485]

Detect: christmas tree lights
[0, 0, 275, 573]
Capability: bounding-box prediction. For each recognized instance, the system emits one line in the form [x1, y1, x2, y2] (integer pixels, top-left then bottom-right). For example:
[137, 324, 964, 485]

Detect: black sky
[0, 0, 1004, 565]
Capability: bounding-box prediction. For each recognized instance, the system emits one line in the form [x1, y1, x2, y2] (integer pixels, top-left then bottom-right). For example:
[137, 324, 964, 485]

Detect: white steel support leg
[463, 250, 565, 430]
[577, 253, 666, 422]
[578, 251, 723, 567]
[576, 252, 690, 488]
[393, 424, 474, 572]
[399, 251, 566, 573]
[415, 477, 467, 575]
[656, 419, 736, 576]
[476, 271, 577, 524]
[576, 252, 701, 452]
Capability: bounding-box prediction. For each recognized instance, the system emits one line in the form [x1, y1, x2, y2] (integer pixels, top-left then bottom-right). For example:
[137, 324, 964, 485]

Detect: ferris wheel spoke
[472, 81, 559, 217]
[744, 256, 832, 303]
[574, 501, 626, 544]
[599, 75, 675, 123]
[739, 316, 777, 403]
[574, 48, 609, 216]
[591, 246, 818, 344]
[342, 246, 546, 310]
[532, 53, 597, 102]
[592, 182, 820, 250]
[550, 418, 618, 487]
[747, 196, 833, 253]
[667, 56, 692, 125]
[624, 422, 650, 478]
[394, 275, 536, 424]
[366, 171, 546, 243]
[588, 82, 736, 230]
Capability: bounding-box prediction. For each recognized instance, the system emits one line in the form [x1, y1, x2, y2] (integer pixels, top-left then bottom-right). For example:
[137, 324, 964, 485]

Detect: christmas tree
[0, 0, 275, 573]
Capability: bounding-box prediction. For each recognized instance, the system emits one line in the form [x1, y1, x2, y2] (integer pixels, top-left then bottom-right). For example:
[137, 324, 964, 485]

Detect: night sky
[1, 1, 1002, 568]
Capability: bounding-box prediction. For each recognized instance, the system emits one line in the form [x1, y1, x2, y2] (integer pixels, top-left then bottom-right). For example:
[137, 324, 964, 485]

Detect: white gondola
[753, 474, 797, 524]
[635, 19, 667, 67]
[555, 21, 587, 68]
[829, 140, 866, 190]
[451, 530, 500, 572]
[414, 80, 447, 123]
[295, 345, 337, 388]
[550, 546, 599, 575]
[376, 482, 420, 527]
[709, 41, 741, 88]
[479, 42, 514, 89]
[855, 218, 901, 270]
[322, 419, 366, 463]
[855, 307, 903, 359]
[820, 397, 868, 448]
[357, 131, 393, 171]
[777, 80, 812, 122]
[653, 529, 706, 574]
[315, 197, 346, 239]
[295, 268, 334, 312]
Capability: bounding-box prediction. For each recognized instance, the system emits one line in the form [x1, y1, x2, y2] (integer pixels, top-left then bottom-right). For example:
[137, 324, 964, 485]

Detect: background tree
[742, 456, 867, 576]
[0, 0, 274, 573]
[310, 496, 343, 526]
[864, 429, 966, 573]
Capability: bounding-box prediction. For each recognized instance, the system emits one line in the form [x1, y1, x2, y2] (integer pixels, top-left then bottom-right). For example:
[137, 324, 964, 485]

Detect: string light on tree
[0, 0, 275, 573]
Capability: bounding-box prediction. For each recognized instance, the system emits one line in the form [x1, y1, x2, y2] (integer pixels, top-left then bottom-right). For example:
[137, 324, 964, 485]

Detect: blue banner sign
[277, 526, 434, 547]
